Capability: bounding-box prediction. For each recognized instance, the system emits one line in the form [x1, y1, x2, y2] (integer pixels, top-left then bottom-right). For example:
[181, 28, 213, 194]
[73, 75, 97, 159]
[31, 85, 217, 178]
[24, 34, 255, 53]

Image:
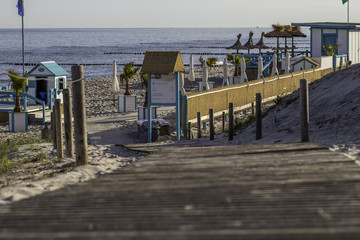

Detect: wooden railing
[182, 67, 334, 138]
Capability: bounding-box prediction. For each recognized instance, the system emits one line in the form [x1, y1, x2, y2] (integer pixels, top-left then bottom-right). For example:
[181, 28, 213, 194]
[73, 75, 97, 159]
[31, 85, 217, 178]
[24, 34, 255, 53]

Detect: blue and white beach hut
[292, 22, 360, 65]
[27, 61, 68, 108]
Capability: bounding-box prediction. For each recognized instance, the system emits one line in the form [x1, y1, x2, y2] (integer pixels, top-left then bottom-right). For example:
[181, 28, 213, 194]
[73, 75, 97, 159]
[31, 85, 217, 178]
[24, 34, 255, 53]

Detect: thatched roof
[141, 51, 185, 74]
[226, 34, 248, 51]
[244, 31, 256, 49]
[264, 24, 292, 38]
[288, 26, 307, 38]
[255, 32, 271, 49]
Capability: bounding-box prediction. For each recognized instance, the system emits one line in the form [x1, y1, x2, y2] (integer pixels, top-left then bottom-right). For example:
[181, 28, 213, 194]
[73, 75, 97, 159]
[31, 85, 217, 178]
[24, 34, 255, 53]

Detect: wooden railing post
[197, 112, 201, 139]
[63, 89, 74, 158]
[209, 109, 214, 141]
[256, 93, 262, 140]
[300, 79, 309, 142]
[222, 111, 225, 132]
[72, 65, 88, 165]
[55, 99, 63, 159]
[51, 111, 57, 149]
[228, 103, 234, 141]
[187, 122, 191, 140]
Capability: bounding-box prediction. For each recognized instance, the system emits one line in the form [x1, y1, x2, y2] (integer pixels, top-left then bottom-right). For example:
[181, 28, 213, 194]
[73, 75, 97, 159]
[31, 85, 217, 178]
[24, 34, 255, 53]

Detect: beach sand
[1, 63, 360, 205]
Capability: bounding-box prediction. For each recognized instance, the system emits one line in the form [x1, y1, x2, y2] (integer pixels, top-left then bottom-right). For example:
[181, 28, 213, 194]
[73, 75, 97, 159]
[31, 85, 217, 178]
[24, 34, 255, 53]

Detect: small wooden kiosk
[27, 61, 68, 109]
[141, 51, 185, 143]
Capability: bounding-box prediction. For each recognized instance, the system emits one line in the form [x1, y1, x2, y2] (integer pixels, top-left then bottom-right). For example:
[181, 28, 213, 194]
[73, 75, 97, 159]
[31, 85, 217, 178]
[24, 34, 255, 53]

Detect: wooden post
[222, 111, 225, 132]
[63, 89, 74, 158]
[51, 111, 57, 149]
[256, 93, 262, 140]
[197, 112, 201, 139]
[187, 122, 191, 140]
[72, 65, 88, 165]
[300, 79, 309, 142]
[228, 103, 234, 141]
[209, 109, 214, 141]
[251, 102, 255, 116]
[55, 99, 63, 159]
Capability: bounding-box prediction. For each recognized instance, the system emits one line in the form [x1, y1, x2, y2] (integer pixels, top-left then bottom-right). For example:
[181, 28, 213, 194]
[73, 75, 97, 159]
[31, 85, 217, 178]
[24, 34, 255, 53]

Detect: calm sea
[0, 28, 310, 85]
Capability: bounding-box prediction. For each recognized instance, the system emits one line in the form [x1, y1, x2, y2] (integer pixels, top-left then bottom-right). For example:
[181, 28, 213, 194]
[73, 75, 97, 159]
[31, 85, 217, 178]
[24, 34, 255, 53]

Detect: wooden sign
[150, 75, 176, 104]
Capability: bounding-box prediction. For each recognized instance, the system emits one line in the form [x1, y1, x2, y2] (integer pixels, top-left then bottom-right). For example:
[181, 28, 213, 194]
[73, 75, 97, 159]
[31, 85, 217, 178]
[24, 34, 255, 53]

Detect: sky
[0, 0, 359, 28]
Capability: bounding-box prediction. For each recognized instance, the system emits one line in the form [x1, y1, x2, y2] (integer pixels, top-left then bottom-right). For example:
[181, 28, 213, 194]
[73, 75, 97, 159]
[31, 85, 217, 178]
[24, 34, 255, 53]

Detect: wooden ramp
[1, 143, 360, 240]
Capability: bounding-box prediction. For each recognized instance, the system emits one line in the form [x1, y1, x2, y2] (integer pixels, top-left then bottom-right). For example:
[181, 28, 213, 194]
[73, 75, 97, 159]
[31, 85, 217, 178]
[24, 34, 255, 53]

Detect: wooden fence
[182, 67, 334, 138]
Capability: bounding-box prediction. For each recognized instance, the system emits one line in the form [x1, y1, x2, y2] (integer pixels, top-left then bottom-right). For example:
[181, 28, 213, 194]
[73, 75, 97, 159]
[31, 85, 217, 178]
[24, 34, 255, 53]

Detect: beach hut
[27, 61, 68, 109]
[292, 22, 360, 65]
[291, 56, 320, 72]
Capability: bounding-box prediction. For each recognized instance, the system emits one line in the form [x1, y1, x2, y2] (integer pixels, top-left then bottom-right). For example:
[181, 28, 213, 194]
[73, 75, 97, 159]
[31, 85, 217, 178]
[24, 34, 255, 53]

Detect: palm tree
[7, 70, 29, 112]
[141, 74, 149, 107]
[228, 55, 250, 77]
[120, 62, 140, 95]
[199, 56, 218, 67]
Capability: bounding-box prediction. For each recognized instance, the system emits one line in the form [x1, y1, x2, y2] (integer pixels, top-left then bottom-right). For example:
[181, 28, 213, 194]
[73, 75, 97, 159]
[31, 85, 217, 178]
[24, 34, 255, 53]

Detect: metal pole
[347, 1, 350, 26]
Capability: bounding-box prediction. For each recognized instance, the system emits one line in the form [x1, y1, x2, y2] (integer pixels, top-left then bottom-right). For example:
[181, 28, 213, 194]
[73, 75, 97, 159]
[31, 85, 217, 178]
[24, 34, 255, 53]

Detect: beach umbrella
[244, 31, 257, 54]
[271, 53, 279, 76]
[180, 72, 186, 95]
[240, 57, 248, 83]
[284, 53, 290, 74]
[257, 56, 264, 79]
[112, 60, 120, 93]
[255, 32, 271, 53]
[264, 24, 292, 56]
[287, 26, 307, 57]
[202, 60, 210, 90]
[188, 54, 195, 82]
[223, 58, 229, 86]
[226, 34, 248, 54]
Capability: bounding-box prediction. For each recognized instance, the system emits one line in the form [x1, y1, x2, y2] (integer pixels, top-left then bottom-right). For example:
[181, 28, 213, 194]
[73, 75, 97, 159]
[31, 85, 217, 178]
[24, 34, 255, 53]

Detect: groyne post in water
[72, 65, 88, 166]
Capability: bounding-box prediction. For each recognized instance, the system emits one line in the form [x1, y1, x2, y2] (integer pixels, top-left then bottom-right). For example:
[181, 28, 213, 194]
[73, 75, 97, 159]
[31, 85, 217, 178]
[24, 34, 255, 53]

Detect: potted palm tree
[7, 70, 29, 132]
[198, 56, 218, 90]
[118, 62, 140, 113]
[227, 55, 249, 84]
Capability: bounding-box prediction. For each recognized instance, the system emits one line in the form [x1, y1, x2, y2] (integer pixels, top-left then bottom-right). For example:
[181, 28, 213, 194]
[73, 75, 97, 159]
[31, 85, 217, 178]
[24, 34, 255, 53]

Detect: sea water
[0, 28, 310, 85]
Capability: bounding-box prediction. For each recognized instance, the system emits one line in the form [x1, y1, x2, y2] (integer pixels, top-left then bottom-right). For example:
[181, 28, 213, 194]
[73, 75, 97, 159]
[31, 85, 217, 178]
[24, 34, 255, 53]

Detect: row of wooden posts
[50, 65, 88, 165]
[187, 79, 310, 142]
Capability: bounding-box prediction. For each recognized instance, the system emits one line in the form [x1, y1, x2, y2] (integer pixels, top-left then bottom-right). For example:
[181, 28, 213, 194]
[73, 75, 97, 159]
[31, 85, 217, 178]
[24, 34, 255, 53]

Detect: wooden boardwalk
[1, 143, 360, 239]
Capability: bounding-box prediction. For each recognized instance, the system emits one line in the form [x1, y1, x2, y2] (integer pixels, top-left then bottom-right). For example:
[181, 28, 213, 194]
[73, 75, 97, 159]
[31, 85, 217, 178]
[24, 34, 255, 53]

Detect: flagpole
[347, 1, 349, 26]
[22, 14, 24, 75]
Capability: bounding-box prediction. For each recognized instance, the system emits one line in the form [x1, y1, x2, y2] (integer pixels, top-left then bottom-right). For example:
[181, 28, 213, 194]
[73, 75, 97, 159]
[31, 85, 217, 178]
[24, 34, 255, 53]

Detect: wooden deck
[1, 142, 360, 239]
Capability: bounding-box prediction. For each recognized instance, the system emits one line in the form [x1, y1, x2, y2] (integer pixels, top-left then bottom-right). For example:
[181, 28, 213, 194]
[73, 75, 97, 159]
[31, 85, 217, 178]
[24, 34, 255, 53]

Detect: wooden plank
[0, 143, 360, 240]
